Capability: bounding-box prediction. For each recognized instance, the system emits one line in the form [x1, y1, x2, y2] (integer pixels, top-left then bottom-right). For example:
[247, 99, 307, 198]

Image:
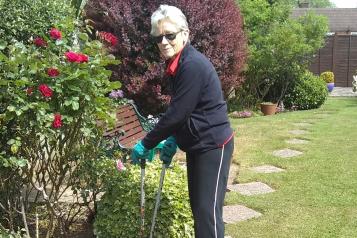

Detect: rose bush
[0, 0, 74, 44]
[0, 22, 121, 236]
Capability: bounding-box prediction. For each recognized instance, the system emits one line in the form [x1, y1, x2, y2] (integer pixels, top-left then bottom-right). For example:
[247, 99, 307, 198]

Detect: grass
[225, 97, 357, 238]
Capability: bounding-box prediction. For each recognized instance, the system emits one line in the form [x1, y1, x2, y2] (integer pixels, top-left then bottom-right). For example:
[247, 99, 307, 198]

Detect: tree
[234, 0, 328, 107]
[85, 0, 247, 114]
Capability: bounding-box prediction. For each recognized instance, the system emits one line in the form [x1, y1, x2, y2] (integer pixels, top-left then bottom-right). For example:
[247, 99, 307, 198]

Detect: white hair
[150, 5, 189, 36]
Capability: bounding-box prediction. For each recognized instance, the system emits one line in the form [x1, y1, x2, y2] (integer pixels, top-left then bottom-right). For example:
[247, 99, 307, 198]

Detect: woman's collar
[165, 43, 190, 76]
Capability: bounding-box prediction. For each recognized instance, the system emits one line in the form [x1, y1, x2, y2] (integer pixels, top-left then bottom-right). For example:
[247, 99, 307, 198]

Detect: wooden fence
[310, 34, 357, 87]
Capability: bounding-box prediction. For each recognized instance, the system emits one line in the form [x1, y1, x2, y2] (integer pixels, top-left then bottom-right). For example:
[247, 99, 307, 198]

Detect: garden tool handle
[149, 162, 167, 238]
[140, 158, 146, 237]
[140, 158, 146, 169]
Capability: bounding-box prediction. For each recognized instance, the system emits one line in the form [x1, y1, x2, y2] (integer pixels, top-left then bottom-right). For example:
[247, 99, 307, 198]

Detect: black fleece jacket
[142, 44, 232, 153]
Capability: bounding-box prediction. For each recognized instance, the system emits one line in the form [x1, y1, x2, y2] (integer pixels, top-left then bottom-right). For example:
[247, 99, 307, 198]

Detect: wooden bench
[102, 102, 157, 160]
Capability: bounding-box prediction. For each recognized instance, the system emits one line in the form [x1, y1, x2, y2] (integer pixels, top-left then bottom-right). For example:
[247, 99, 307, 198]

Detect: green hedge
[0, 0, 74, 44]
[94, 159, 194, 238]
[284, 71, 328, 110]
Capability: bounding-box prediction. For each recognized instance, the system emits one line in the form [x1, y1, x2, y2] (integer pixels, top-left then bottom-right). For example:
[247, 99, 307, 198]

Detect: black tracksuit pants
[186, 137, 234, 238]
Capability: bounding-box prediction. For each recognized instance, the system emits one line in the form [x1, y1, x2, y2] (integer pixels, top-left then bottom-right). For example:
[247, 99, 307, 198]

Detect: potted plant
[260, 102, 277, 116]
[320, 71, 334, 92]
[353, 75, 357, 93]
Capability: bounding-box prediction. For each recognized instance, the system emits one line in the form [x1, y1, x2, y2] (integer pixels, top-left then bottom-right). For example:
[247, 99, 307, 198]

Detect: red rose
[98, 31, 118, 46]
[34, 37, 47, 47]
[52, 113, 62, 128]
[65, 51, 79, 62]
[38, 84, 53, 98]
[49, 28, 62, 40]
[26, 87, 34, 95]
[77, 53, 88, 63]
[47, 68, 60, 77]
[65, 51, 88, 63]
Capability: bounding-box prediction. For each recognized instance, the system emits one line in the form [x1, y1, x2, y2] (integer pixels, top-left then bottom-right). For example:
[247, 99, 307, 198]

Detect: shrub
[85, 0, 246, 114]
[94, 159, 194, 238]
[284, 71, 328, 110]
[0, 0, 75, 44]
[320, 71, 334, 83]
[0, 21, 120, 236]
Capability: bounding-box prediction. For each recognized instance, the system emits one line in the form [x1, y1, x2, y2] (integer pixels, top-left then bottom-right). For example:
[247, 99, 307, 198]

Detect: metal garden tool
[140, 158, 146, 238]
[149, 163, 168, 238]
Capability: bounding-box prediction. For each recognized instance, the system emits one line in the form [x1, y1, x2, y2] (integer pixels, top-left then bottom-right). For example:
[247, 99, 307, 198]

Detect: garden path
[329, 87, 357, 97]
[223, 120, 314, 237]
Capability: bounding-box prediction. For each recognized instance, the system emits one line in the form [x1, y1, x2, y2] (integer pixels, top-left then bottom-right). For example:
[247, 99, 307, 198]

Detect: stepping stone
[289, 130, 307, 135]
[224, 236, 232, 238]
[223, 205, 262, 223]
[250, 165, 285, 173]
[293, 122, 312, 127]
[273, 149, 303, 158]
[286, 138, 309, 144]
[227, 182, 275, 195]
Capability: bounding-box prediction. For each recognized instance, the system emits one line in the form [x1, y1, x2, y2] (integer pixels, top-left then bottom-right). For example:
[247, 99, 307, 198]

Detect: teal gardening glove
[131, 140, 154, 165]
[160, 136, 177, 166]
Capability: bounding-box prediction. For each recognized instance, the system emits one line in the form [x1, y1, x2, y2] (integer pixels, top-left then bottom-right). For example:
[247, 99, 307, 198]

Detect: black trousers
[186, 138, 234, 238]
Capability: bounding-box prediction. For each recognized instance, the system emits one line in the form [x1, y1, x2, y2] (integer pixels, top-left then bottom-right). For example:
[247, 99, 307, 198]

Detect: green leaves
[6, 105, 16, 112]
[64, 97, 80, 110]
[94, 159, 194, 238]
[78, 32, 89, 41]
[1, 156, 27, 168]
[0, 0, 75, 44]
[0, 40, 7, 50]
[108, 81, 121, 90]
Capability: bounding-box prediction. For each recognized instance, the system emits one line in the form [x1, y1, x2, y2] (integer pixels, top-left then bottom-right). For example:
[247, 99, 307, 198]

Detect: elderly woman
[131, 5, 234, 238]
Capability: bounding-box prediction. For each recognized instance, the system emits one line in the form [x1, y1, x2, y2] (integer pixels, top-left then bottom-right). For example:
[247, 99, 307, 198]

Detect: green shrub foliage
[94, 159, 194, 238]
[0, 0, 74, 44]
[284, 71, 328, 110]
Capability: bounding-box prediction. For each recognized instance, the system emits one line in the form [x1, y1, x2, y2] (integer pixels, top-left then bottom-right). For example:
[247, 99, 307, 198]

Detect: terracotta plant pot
[260, 102, 277, 116]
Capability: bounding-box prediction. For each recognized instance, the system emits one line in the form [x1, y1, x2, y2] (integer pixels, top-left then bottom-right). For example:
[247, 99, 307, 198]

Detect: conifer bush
[85, 0, 246, 114]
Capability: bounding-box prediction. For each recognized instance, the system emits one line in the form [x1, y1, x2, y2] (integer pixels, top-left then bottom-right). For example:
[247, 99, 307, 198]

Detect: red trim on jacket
[220, 132, 234, 147]
[166, 49, 183, 76]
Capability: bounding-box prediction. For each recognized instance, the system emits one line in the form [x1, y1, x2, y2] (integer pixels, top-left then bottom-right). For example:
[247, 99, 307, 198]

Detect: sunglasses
[153, 30, 182, 44]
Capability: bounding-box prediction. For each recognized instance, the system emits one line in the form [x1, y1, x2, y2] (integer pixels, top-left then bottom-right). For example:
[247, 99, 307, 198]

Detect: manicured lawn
[226, 97, 357, 238]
